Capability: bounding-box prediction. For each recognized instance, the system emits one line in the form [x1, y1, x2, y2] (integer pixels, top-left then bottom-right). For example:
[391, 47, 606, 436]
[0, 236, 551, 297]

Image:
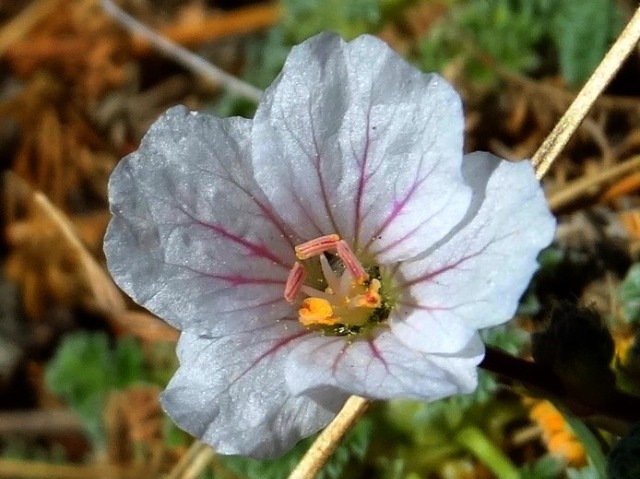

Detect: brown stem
[480, 346, 640, 426]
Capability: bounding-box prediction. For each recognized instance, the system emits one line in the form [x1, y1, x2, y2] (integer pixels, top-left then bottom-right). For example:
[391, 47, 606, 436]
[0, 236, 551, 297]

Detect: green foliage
[282, 0, 381, 43]
[519, 455, 565, 479]
[45, 332, 147, 448]
[381, 377, 524, 477]
[481, 323, 528, 356]
[210, 0, 404, 115]
[417, 0, 549, 82]
[568, 461, 604, 479]
[619, 263, 640, 323]
[416, 0, 622, 87]
[214, 418, 372, 479]
[562, 415, 608, 479]
[2, 438, 66, 463]
[550, 0, 622, 87]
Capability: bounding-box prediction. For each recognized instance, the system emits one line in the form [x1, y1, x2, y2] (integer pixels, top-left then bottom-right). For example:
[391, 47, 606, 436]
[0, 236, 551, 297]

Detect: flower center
[284, 234, 389, 336]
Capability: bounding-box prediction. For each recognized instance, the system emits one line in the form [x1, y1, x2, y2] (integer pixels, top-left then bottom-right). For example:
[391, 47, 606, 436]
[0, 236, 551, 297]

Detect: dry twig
[166, 441, 215, 479]
[100, 0, 262, 102]
[548, 155, 640, 210]
[532, 6, 640, 179]
[132, 3, 281, 54]
[0, 459, 145, 479]
[288, 396, 369, 479]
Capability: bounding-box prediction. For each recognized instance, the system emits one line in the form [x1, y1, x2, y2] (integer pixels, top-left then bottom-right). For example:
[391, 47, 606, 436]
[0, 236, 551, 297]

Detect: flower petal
[105, 106, 296, 335]
[396, 152, 556, 330]
[285, 328, 483, 401]
[252, 33, 471, 262]
[161, 325, 346, 459]
[389, 307, 481, 354]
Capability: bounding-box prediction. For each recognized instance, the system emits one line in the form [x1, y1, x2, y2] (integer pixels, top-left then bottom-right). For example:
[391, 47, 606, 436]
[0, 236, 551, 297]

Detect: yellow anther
[299, 297, 339, 327]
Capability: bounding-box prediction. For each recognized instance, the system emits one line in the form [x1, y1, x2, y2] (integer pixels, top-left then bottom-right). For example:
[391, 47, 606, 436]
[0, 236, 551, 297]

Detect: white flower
[104, 33, 555, 458]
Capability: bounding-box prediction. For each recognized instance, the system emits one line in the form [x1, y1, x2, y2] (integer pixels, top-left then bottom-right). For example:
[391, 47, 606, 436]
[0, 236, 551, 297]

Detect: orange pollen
[299, 298, 338, 326]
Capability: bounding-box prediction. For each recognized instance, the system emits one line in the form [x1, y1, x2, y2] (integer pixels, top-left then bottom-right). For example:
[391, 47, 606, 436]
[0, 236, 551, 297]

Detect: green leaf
[455, 426, 519, 479]
[550, 0, 621, 87]
[417, 0, 548, 83]
[567, 461, 602, 479]
[620, 264, 640, 323]
[481, 324, 528, 356]
[113, 336, 145, 387]
[562, 413, 607, 479]
[45, 332, 147, 447]
[282, 0, 381, 42]
[519, 455, 565, 479]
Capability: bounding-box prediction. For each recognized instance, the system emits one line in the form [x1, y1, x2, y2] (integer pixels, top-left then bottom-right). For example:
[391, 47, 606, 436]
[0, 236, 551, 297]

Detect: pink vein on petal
[208, 274, 285, 287]
[353, 109, 374, 246]
[400, 250, 484, 288]
[367, 337, 389, 373]
[176, 205, 289, 269]
[245, 329, 311, 375]
[307, 101, 340, 234]
[374, 220, 422, 256]
[331, 340, 349, 374]
[253, 197, 296, 250]
[364, 165, 433, 253]
[193, 164, 296, 250]
[278, 100, 340, 234]
[217, 328, 312, 395]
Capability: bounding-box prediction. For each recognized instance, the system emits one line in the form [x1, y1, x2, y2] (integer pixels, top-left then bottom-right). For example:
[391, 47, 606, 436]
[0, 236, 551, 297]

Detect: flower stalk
[288, 396, 369, 479]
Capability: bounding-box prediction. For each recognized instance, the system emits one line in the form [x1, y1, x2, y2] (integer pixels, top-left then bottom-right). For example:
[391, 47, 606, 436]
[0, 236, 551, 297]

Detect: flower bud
[532, 302, 616, 407]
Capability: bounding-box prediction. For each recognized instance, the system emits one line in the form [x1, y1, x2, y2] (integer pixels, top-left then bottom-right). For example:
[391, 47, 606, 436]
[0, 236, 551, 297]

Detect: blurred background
[2, 0, 640, 477]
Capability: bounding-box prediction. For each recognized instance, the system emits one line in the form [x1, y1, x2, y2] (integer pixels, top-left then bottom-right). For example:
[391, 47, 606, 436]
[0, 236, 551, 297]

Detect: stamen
[336, 240, 368, 283]
[295, 234, 340, 260]
[288, 234, 387, 332]
[284, 261, 306, 303]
